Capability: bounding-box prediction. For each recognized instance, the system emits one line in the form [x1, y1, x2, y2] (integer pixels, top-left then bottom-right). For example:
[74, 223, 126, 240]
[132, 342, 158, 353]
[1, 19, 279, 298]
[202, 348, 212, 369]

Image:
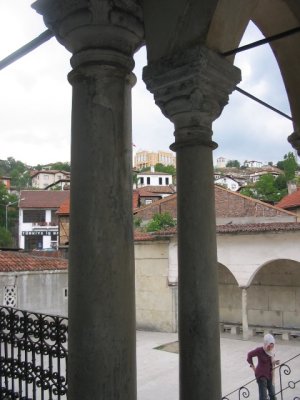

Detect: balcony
[1, 305, 299, 400]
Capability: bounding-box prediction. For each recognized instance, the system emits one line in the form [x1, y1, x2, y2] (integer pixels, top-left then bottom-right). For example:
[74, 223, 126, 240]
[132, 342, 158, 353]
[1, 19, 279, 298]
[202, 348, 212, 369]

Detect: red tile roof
[0, 251, 68, 272]
[134, 222, 300, 241]
[138, 185, 176, 194]
[57, 198, 70, 215]
[134, 186, 297, 220]
[20, 190, 70, 209]
[276, 189, 300, 209]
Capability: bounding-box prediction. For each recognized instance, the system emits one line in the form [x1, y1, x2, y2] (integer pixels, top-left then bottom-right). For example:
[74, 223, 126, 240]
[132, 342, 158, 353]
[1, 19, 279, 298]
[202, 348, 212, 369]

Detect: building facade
[31, 170, 70, 189]
[134, 150, 176, 169]
[19, 190, 69, 250]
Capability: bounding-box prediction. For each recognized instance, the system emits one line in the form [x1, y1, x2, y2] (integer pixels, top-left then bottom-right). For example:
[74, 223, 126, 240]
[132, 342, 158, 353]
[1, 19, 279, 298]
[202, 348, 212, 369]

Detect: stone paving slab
[136, 330, 300, 400]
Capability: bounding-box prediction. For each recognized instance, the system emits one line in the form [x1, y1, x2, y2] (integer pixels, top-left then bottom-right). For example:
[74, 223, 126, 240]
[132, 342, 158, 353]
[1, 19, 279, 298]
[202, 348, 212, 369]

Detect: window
[147, 177, 150, 184]
[4, 285, 17, 307]
[145, 199, 153, 205]
[23, 210, 45, 223]
[140, 177, 144, 184]
[165, 177, 169, 185]
[159, 177, 162, 185]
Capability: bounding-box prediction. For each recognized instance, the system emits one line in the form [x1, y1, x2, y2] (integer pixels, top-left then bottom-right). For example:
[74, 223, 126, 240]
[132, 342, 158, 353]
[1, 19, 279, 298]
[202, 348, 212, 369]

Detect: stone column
[143, 46, 241, 400]
[288, 130, 300, 156]
[241, 287, 250, 340]
[32, 1, 143, 400]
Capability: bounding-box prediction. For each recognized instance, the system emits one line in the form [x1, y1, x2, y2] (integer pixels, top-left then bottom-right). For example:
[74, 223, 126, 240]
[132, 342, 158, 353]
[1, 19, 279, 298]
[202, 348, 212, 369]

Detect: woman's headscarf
[263, 333, 275, 357]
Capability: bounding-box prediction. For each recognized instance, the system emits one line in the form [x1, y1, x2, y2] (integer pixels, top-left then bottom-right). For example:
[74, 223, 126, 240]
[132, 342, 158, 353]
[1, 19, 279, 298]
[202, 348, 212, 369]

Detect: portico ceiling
[142, 0, 300, 152]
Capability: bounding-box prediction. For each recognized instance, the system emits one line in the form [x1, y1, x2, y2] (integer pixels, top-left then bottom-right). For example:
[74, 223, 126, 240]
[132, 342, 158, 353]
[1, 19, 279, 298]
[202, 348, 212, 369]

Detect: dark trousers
[257, 377, 276, 400]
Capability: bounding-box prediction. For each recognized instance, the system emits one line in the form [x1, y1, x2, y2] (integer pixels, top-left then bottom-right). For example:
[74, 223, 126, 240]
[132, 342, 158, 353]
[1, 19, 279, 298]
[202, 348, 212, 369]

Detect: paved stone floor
[136, 330, 300, 400]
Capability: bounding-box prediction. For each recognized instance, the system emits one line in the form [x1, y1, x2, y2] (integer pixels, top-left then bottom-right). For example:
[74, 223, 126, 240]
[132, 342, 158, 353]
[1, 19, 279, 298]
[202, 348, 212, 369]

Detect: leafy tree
[146, 212, 176, 232]
[240, 174, 287, 203]
[0, 157, 31, 189]
[0, 183, 18, 229]
[154, 163, 176, 176]
[226, 160, 240, 168]
[0, 226, 13, 247]
[50, 162, 71, 172]
[133, 216, 142, 228]
[277, 152, 298, 181]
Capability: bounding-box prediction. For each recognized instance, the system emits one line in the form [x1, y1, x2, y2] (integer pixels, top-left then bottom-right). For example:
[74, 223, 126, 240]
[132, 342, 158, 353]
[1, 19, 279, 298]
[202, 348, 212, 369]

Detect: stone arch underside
[207, 0, 300, 151]
[248, 259, 300, 329]
[218, 263, 242, 325]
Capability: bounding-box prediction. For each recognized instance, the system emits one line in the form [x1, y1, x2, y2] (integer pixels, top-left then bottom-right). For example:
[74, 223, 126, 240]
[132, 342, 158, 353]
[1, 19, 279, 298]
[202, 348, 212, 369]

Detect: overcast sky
[0, 1, 295, 167]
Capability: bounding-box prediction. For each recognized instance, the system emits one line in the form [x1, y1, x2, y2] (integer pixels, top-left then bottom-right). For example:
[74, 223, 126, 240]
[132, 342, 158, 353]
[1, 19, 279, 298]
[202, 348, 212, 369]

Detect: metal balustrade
[0, 306, 68, 400]
[1, 305, 299, 400]
[222, 353, 300, 400]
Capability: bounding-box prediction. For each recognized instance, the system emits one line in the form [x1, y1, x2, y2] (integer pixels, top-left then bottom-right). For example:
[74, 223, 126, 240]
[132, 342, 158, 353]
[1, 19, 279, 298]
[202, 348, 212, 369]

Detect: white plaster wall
[0, 271, 68, 317]
[135, 241, 177, 332]
[217, 231, 300, 286]
[168, 237, 178, 285]
[137, 173, 172, 186]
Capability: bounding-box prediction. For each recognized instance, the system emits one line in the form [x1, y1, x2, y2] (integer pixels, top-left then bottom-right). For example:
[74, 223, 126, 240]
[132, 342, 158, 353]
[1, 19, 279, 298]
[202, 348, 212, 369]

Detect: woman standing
[247, 334, 279, 400]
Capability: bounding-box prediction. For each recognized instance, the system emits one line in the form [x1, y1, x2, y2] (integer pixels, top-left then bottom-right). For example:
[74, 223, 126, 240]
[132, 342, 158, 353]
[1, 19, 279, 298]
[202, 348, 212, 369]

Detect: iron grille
[0, 306, 68, 400]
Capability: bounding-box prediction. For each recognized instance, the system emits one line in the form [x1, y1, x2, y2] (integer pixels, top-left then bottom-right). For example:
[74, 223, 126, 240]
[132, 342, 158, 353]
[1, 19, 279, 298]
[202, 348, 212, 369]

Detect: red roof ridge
[215, 185, 297, 217]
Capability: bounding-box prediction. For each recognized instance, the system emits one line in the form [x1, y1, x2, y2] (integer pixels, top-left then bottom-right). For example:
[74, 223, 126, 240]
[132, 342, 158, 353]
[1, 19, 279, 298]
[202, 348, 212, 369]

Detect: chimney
[287, 181, 297, 195]
[150, 165, 155, 173]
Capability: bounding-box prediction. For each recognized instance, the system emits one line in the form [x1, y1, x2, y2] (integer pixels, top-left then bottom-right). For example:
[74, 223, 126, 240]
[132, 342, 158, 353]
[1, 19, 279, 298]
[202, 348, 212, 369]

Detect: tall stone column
[241, 287, 249, 340]
[143, 46, 241, 400]
[32, 1, 144, 399]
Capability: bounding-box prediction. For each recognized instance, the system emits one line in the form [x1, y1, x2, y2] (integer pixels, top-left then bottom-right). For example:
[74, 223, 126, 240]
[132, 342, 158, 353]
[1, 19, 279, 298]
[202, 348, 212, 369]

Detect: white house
[214, 176, 240, 191]
[137, 166, 173, 187]
[19, 190, 69, 250]
[244, 160, 263, 168]
[216, 157, 226, 168]
[31, 170, 70, 189]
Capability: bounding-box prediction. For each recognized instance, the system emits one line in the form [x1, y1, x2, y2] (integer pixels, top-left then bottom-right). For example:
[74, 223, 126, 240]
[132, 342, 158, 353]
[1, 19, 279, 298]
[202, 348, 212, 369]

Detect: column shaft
[177, 144, 220, 400]
[242, 288, 249, 340]
[68, 64, 136, 400]
[143, 44, 241, 400]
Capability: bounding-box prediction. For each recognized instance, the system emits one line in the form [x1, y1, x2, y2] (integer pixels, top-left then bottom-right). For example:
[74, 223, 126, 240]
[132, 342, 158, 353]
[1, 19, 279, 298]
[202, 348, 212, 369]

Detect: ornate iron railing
[0, 306, 68, 400]
[222, 352, 300, 400]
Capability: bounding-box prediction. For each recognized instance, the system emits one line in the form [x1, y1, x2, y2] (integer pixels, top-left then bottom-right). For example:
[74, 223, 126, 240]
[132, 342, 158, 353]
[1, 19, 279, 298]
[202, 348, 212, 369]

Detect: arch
[218, 262, 242, 324]
[207, 0, 300, 140]
[248, 258, 300, 286]
[247, 259, 300, 329]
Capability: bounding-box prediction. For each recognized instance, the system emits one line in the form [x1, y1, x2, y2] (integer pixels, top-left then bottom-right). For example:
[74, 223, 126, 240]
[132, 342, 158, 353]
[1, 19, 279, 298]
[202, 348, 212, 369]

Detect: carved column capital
[32, 0, 144, 71]
[288, 131, 300, 155]
[143, 45, 241, 150]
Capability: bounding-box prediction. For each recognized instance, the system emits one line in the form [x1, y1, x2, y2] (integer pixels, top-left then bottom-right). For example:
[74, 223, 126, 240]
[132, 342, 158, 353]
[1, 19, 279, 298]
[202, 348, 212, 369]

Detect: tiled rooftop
[277, 188, 300, 209]
[0, 251, 68, 272]
[134, 222, 300, 241]
[20, 190, 70, 209]
[134, 186, 297, 220]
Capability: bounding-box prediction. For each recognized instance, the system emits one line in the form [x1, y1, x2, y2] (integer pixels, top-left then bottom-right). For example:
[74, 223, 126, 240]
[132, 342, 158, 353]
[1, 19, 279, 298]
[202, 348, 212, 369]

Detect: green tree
[0, 226, 13, 247]
[154, 163, 176, 176]
[240, 174, 287, 203]
[146, 212, 176, 232]
[226, 160, 240, 168]
[0, 183, 18, 229]
[277, 152, 298, 181]
[50, 161, 71, 172]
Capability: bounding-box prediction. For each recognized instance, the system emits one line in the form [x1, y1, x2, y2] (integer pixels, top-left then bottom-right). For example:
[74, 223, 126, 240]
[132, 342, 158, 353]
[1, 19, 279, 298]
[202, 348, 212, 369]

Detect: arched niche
[247, 259, 300, 329]
[218, 262, 241, 324]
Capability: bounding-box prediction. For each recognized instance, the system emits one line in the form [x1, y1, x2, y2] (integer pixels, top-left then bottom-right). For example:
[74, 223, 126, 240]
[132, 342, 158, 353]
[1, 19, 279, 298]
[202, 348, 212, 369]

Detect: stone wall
[0, 270, 68, 316]
[135, 241, 177, 332]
